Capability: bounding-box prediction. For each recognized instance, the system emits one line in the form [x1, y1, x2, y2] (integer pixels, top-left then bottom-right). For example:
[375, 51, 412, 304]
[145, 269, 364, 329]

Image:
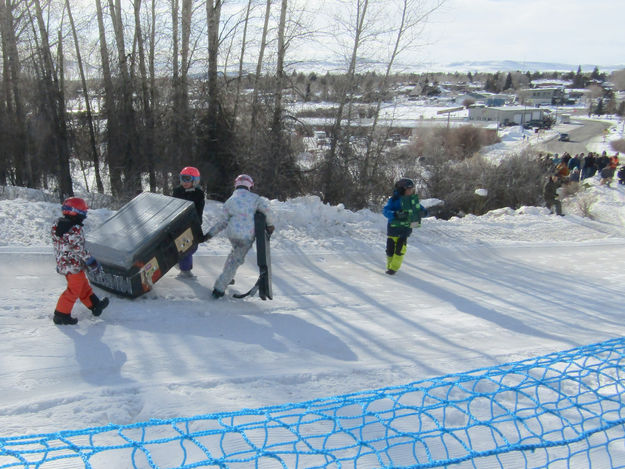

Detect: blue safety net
[2, 337, 625, 468]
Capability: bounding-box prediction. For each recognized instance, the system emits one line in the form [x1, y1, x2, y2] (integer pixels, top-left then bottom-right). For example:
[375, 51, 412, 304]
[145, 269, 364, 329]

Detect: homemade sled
[233, 211, 273, 300]
[85, 192, 203, 298]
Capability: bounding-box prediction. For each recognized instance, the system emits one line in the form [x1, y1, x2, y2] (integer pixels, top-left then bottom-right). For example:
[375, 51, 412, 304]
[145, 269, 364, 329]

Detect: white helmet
[234, 174, 254, 189]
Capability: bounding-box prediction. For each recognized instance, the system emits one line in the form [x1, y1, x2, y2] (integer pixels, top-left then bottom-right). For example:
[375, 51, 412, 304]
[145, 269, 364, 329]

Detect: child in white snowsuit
[204, 174, 274, 298]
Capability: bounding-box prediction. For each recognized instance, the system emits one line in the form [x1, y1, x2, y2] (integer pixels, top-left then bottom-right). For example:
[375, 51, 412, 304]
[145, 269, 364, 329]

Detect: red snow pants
[55, 271, 94, 314]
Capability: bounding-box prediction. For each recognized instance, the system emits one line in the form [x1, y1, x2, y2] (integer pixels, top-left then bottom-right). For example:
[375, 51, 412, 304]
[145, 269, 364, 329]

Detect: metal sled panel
[85, 192, 202, 298]
[86, 192, 194, 269]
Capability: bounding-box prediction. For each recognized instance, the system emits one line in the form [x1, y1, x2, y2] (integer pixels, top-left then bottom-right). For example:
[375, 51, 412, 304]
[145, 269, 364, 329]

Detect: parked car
[559, 133, 570, 142]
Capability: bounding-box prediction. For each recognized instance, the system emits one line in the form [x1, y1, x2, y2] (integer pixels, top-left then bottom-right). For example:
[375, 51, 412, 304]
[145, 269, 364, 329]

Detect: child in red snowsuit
[51, 197, 109, 325]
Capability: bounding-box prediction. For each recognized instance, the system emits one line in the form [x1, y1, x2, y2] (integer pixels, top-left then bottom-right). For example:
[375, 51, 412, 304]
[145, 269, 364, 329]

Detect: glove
[394, 210, 409, 221]
[86, 256, 103, 274]
[266, 225, 275, 236]
[201, 232, 213, 242]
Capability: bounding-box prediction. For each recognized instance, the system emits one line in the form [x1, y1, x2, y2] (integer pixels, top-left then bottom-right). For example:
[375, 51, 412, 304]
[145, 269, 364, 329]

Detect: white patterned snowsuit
[207, 188, 273, 293]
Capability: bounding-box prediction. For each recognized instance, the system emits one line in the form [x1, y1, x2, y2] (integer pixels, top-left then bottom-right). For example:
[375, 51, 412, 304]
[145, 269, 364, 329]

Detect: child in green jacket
[382, 178, 425, 275]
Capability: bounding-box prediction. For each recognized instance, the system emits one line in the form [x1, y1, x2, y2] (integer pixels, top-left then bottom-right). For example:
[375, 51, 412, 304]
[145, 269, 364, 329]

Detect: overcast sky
[417, 0, 624, 66]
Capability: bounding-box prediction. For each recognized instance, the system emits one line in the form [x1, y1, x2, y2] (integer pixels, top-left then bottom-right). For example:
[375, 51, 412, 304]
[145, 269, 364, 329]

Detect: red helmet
[180, 166, 200, 177]
[234, 174, 254, 189]
[62, 197, 88, 217]
[180, 166, 200, 185]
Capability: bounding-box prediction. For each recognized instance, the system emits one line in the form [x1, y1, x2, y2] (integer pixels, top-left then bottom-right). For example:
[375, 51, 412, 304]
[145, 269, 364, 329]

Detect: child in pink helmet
[203, 174, 274, 298]
[172, 166, 205, 277]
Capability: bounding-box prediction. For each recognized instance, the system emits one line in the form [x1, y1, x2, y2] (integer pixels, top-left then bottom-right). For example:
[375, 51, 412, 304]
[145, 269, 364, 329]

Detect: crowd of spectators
[542, 151, 622, 187]
[539, 150, 623, 216]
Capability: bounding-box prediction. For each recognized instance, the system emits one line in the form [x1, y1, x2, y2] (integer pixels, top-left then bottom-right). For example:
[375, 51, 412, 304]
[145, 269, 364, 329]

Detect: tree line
[1, 0, 621, 212]
[0, 0, 446, 207]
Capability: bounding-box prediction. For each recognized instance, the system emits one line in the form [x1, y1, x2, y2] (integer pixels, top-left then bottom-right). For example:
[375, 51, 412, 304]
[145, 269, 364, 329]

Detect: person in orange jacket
[51, 197, 109, 325]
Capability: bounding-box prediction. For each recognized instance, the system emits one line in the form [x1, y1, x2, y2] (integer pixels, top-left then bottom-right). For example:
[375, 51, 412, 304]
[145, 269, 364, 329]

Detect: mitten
[395, 210, 409, 221]
[86, 256, 103, 274]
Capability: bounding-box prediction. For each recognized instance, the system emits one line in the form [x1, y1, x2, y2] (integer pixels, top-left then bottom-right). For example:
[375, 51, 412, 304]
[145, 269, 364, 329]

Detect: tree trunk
[206, 0, 222, 128]
[33, 0, 73, 200]
[271, 0, 287, 134]
[232, 0, 252, 126]
[65, 0, 104, 193]
[108, 0, 141, 196]
[0, 0, 31, 187]
[95, 0, 123, 197]
[324, 0, 369, 205]
[134, 0, 156, 192]
[250, 0, 271, 133]
[363, 0, 445, 195]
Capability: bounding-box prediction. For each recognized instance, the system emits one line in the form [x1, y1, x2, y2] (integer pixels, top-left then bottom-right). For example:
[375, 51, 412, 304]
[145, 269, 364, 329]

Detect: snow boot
[90, 295, 109, 317]
[385, 269, 397, 275]
[212, 288, 225, 299]
[177, 270, 196, 279]
[53, 311, 78, 325]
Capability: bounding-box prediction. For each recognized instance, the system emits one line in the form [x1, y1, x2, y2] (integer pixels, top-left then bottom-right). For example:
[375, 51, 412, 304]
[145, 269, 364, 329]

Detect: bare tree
[95, 0, 124, 197]
[65, 0, 105, 193]
[250, 0, 271, 133]
[271, 0, 287, 134]
[134, 0, 157, 192]
[321, 0, 370, 205]
[0, 0, 30, 187]
[360, 0, 445, 202]
[31, 0, 73, 199]
[231, 0, 252, 126]
[319, 0, 445, 207]
[206, 0, 222, 125]
[108, 0, 141, 196]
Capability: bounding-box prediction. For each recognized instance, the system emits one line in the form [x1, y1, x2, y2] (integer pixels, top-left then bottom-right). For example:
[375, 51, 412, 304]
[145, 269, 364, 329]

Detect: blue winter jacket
[383, 191, 426, 237]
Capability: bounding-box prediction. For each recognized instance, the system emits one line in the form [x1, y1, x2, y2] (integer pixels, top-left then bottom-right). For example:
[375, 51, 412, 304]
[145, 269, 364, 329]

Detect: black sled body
[85, 192, 203, 298]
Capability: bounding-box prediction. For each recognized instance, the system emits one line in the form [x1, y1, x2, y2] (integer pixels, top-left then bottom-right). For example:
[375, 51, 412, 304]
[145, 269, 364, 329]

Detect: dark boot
[90, 294, 109, 317]
[212, 289, 225, 299]
[53, 311, 78, 325]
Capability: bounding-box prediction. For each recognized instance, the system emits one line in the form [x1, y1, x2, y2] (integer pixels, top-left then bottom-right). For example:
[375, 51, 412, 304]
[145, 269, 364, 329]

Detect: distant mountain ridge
[284, 58, 624, 75]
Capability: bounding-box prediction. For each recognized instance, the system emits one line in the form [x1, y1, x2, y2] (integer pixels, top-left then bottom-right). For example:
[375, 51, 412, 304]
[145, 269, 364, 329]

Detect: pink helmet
[180, 166, 200, 185]
[234, 174, 254, 189]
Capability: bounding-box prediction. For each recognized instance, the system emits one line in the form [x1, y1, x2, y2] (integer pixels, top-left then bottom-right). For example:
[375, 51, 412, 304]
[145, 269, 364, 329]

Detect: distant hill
[283, 59, 625, 75]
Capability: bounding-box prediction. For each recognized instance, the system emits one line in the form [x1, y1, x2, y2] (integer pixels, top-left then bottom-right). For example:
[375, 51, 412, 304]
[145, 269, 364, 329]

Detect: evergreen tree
[573, 66, 585, 88]
[590, 66, 601, 81]
[595, 98, 604, 115]
[503, 72, 513, 90]
[525, 71, 532, 85]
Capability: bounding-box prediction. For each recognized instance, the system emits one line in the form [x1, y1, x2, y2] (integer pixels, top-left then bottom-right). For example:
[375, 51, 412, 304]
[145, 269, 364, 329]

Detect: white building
[517, 87, 564, 106]
[468, 105, 547, 126]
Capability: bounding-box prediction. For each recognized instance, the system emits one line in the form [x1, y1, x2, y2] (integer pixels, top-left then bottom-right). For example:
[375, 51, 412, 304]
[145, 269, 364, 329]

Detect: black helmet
[395, 178, 415, 191]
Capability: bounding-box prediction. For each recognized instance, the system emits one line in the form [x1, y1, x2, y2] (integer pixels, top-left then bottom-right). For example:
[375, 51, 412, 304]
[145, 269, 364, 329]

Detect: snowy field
[0, 117, 624, 467]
